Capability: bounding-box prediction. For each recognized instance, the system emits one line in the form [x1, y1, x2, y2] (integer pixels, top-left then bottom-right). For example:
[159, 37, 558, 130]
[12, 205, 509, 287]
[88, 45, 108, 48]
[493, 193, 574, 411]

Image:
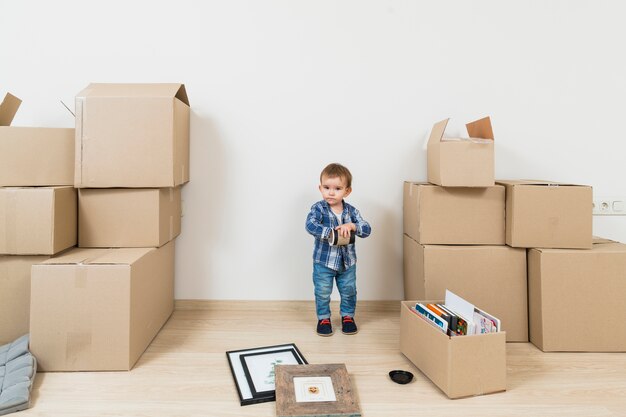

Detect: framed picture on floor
[275, 363, 361, 417]
[226, 343, 308, 406]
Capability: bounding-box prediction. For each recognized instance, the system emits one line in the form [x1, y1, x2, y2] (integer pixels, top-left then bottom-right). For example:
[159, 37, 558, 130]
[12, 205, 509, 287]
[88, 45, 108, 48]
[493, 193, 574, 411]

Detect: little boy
[305, 163, 371, 336]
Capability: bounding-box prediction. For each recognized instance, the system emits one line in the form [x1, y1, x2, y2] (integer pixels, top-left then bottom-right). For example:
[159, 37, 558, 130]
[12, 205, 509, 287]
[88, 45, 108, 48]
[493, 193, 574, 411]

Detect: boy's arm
[351, 207, 371, 238]
[305, 205, 332, 240]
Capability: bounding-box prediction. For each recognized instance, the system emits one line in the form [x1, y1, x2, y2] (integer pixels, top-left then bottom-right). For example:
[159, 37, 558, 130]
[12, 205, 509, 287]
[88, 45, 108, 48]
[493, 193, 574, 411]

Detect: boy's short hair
[320, 163, 352, 188]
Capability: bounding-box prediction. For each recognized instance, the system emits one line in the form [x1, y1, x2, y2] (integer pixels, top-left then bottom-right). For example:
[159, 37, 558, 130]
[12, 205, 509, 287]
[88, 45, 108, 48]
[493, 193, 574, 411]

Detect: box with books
[399, 291, 506, 399]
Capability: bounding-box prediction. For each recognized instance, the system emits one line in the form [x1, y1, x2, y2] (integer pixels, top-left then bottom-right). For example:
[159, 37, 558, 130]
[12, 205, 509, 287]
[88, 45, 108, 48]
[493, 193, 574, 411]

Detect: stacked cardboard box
[0, 93, 77, 344]
[29, 84, 190, 371]
[528, 238, 626, 352]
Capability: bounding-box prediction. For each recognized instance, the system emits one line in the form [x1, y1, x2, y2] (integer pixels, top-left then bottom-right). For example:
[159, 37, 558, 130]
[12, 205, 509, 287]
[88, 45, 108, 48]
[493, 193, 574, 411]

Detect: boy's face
[319, 175, 351, 209]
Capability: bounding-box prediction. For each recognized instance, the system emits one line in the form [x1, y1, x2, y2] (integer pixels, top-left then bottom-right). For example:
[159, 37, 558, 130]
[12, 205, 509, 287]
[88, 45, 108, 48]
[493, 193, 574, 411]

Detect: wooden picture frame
[275, 363, 361, 417]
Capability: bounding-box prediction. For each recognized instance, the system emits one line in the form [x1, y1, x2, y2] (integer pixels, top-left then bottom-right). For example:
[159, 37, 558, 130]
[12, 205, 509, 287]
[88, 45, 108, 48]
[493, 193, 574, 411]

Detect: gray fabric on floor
[0, 335, 36, 416]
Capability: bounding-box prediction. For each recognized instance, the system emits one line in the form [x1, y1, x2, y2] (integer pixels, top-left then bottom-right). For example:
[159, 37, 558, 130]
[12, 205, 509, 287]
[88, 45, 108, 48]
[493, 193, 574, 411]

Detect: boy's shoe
[341, 316, 358, 335]
[316, 319, 333, 336]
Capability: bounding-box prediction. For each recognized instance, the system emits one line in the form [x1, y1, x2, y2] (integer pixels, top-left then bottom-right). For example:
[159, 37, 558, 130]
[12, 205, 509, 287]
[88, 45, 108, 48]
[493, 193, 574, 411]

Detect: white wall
[3, 1, 625, 300]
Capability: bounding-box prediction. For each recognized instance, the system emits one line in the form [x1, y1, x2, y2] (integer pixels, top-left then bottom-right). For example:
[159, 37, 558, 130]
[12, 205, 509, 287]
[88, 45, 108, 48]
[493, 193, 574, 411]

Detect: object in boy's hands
[329, 229, 356, 246]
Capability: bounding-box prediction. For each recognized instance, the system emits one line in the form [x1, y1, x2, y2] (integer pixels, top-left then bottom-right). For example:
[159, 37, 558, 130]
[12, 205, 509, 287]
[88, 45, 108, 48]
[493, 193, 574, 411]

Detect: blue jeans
[312, 263, 357, 320]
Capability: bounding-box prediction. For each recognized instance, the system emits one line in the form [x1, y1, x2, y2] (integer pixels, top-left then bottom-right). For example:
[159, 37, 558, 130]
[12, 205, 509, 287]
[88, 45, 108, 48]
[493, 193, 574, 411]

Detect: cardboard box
[0, 255, 50, 344]
[427, 117, 494, 187]
[0, 186, 77, 255]
[0, 93, 74, 186]
[403, 235, 527, 341]
[30, 241, 175, 371]
[400, 300, 506, 398]
[528, 238, 626, 352]
[74, 83, 190, 188]
[403, 182, 505, 245]
[498, 180, 592, 249]
[79, 187, 181, 248]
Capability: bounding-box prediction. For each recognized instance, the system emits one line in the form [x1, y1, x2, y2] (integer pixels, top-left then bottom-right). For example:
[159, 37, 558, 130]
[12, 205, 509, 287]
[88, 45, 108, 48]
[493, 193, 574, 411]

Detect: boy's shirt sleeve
[351, 207, 371, 238]
[305, 204, 331, 239]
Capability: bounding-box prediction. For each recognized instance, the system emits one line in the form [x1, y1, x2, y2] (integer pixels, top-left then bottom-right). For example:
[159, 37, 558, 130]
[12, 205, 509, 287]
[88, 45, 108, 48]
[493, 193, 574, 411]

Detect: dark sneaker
[317, 318, 333, 336]
[342, 316, 358, 335]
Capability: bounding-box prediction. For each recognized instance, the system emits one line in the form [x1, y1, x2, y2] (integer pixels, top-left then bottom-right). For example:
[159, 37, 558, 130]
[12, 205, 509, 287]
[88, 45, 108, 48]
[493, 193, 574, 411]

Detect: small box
[0, 186, 77, 255]
[498, 180, 592, 249]
[79, 187, 181, 248]
[0, 255, 50, 344]
[400, 300, 506, 399]
[30, 241, 175, 371]
[0, 93, 74, 186]
[427, 117, 494, 187]
[528, 238, 626, 352]
[403, 235, 527, 341]
[403, 182, 505, 245]
[74, 83, 190, 188]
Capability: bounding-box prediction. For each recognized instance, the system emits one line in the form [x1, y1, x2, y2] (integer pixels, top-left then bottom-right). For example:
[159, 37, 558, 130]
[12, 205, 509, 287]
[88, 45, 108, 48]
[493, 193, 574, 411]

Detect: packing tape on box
[74, 265, 88, 289]
[4, 190, 18, 253]
[74, 97, 85, 185]
[169, 215, 174, 241]
[66, 331, 92, 363]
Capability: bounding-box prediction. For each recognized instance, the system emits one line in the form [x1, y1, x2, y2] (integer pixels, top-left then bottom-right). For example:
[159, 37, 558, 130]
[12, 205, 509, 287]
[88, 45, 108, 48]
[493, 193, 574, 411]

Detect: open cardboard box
[427, 117, 494, 187]
[74, 83, 190, 188]
[0, 93, 74, 186]
[400, 300, 506, 399]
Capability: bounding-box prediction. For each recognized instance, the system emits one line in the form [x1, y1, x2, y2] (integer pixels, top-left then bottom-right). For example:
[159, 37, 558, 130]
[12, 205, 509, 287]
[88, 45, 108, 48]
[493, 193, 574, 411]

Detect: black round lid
[389, 370, 414, 384]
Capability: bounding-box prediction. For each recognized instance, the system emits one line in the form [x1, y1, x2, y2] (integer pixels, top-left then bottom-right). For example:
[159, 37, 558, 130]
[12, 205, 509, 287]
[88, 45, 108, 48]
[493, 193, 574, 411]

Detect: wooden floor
[23, 301, 626, 417]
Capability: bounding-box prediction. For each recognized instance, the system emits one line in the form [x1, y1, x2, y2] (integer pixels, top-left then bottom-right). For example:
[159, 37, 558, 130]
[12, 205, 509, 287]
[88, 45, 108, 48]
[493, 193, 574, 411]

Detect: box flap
[496, 179, 589, 187]
[0, 93, 22, 126]
[593, 236, 618, 244]
[466, 116, 494, 140]
[77, 83, 189, 105]
[41, 247, 153, 265]
[428, 119, 449, 145]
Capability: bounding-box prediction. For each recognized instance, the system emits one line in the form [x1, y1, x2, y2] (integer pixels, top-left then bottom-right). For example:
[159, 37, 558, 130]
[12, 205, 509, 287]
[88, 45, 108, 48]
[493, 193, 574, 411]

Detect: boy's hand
[335, 223, 356, 238]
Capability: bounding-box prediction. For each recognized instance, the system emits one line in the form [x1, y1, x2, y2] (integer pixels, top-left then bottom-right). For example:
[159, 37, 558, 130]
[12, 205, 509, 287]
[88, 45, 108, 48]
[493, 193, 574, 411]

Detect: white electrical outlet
[593, 196, 626, 216]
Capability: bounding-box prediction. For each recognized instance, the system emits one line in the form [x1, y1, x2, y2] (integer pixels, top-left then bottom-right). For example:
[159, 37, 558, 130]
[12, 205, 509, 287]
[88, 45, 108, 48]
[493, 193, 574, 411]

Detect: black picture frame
[240, 348, 304, 399]
[226, 343, 308, 406]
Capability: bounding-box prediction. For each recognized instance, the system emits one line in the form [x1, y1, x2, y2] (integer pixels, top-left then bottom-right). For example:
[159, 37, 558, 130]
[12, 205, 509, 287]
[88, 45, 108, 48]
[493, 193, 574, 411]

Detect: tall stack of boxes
[401, 116, 625, 399]
[403, 117, 529, 343]
[28, 84, 190, 371]
[0, 93, 77, 345]
[400, 117, 512, 398]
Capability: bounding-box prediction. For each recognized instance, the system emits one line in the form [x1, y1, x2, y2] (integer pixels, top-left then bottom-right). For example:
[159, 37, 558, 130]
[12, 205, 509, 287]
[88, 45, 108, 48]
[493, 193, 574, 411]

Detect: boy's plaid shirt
[305, 200, 371, 271]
